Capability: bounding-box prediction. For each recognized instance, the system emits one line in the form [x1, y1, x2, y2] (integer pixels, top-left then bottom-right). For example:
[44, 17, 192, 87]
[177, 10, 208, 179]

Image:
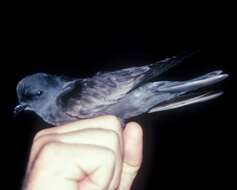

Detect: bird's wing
[57, 51, 194, 118]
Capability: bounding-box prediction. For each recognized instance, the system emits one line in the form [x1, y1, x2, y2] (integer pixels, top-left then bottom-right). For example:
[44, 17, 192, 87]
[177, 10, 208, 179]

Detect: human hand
[22, 115, 143, 190]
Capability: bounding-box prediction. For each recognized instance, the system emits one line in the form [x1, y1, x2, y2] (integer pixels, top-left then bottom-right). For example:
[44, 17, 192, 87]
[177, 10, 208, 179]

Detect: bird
[14, 51, 228, 126]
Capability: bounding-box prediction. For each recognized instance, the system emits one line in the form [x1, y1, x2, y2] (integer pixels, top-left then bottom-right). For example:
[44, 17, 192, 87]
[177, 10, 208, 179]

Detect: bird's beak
[13, 104, 27, 117]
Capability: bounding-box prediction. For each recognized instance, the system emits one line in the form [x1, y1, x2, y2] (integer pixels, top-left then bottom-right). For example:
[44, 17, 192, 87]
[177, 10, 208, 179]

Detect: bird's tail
[146, 70, 228, 113]
[119, 70, 228, 119]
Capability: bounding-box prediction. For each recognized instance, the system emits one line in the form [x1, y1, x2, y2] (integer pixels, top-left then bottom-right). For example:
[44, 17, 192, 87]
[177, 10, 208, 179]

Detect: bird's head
[14, 73, 61, 117]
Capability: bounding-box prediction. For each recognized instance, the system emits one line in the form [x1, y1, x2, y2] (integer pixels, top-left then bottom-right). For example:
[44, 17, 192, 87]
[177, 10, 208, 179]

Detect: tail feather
[148, 91, 223, 113]
[158, 71, 228, 92]
[116, 69, 228, 119]
[145, 70, 228, 113]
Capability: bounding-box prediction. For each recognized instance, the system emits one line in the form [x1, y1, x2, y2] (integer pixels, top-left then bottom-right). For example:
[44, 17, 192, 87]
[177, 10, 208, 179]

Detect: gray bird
[14, 52, 228, 126]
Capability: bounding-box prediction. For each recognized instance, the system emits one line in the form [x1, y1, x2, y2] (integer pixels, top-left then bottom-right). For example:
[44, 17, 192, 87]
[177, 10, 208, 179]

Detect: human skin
[22, 115, 143, 190]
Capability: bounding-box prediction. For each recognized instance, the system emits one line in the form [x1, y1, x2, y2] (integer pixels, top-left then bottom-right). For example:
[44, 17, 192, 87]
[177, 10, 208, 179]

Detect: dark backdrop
[1, 6, 236, 190]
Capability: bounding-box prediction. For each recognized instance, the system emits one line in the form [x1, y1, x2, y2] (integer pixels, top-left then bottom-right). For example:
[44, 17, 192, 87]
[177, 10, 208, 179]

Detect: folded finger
[28, 128, 123, 189]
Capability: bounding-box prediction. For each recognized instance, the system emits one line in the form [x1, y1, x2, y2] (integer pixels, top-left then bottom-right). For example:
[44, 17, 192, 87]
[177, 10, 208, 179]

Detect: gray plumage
[14, 52, 228, 126]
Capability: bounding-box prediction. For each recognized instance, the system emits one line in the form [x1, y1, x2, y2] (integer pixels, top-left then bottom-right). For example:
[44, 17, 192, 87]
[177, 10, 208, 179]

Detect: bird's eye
[23, 90, 43, 99]
[37, 90, 43, 96]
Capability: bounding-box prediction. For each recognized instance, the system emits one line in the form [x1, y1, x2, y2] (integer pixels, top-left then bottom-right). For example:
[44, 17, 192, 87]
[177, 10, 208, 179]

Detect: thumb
[118, 122, 143, 190]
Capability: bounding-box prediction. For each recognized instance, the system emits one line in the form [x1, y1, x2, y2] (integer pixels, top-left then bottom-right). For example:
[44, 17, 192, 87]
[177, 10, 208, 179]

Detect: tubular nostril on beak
[13, 104, 27, 117]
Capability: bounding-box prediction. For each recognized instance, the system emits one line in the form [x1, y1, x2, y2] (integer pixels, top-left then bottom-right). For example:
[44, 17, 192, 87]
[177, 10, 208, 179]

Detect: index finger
[34, 115, 122, 140]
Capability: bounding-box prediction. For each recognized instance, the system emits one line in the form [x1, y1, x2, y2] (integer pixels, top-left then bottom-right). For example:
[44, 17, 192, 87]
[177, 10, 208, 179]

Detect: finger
[28, 142, 116, 190]
[27, 129, 123, 189]
[34, 115, 122, 140]
[118, 122, 143, 190]
[33, 115, 123, 153]
[58, 128, 123, 189]
[27, 129, 122, 172]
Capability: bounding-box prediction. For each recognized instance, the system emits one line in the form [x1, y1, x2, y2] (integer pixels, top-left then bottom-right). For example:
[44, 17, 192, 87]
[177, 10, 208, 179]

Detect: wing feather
[57, 51, 193, 118]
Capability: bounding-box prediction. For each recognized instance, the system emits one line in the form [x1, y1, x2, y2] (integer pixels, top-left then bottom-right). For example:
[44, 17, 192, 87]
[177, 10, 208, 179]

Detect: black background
[1, 5, 236, 189]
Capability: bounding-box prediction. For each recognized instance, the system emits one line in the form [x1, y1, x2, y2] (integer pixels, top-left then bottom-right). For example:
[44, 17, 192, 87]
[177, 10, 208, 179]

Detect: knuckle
[123, 162, 141, 174]
[40, 141, 62, 159]
[32, 134, 57, 150]
[106, 115, 120, 124]
[33, 129, 50, 141]
[105, 115, 121, 131]
[107, 130, 120, 146]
